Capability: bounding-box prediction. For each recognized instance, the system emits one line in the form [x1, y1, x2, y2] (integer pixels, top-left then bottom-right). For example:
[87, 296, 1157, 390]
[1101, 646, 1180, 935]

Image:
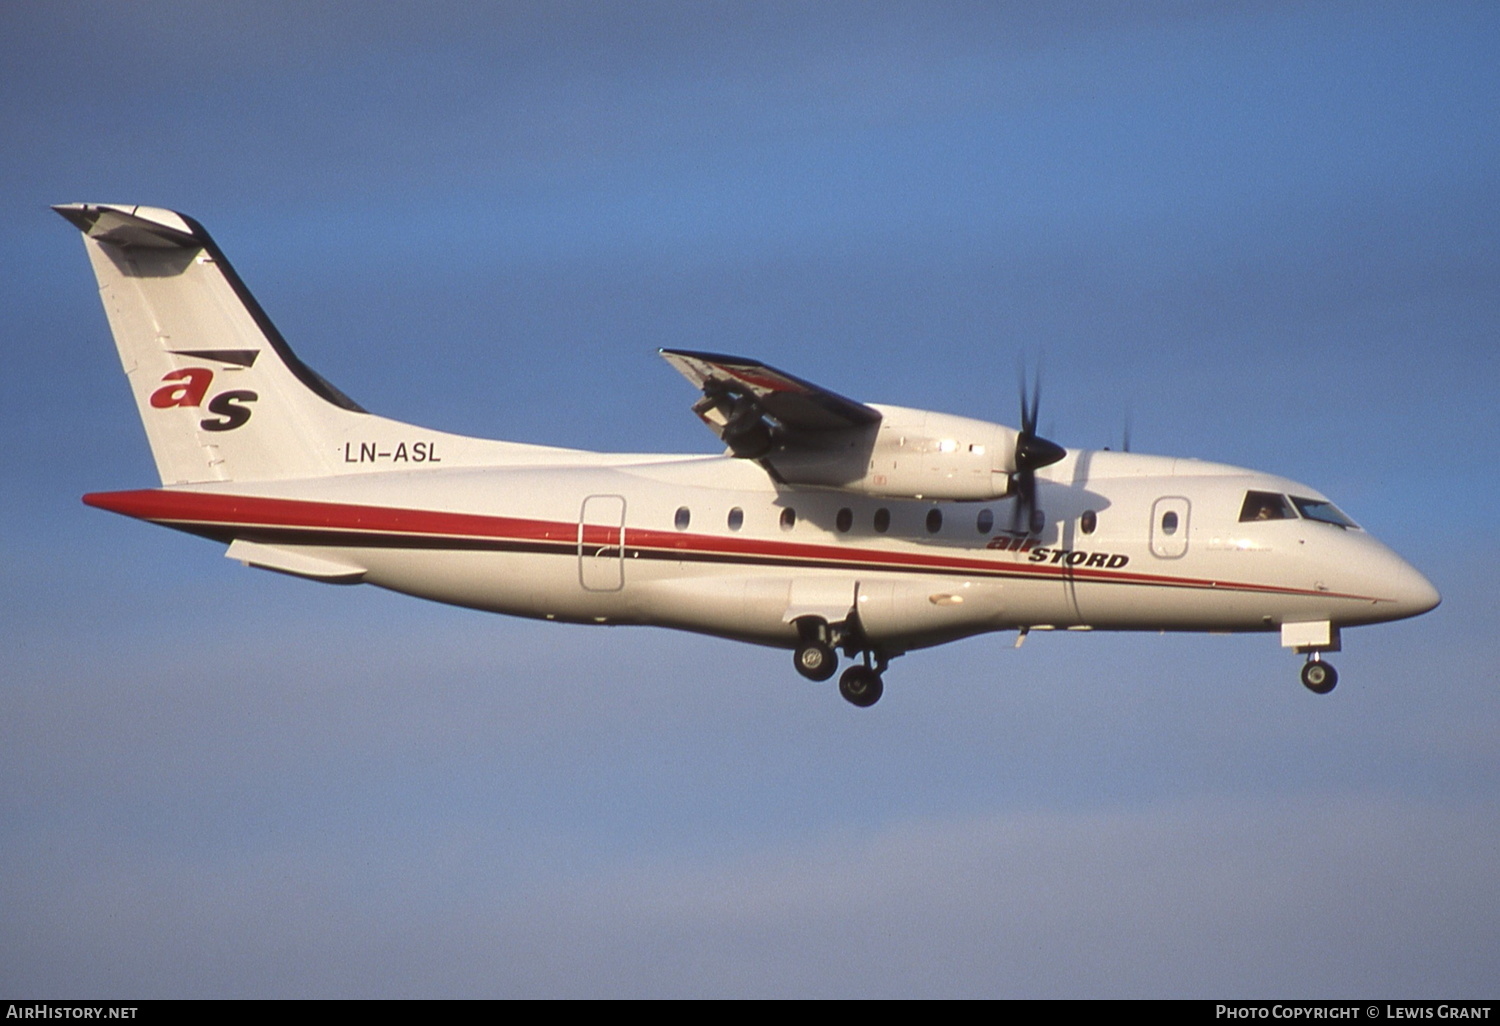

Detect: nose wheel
[1300, 656, 1338, 695]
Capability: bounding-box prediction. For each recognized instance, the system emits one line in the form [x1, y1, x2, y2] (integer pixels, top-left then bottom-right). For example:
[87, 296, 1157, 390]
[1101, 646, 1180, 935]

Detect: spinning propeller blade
[1010, 362, 1065, 534]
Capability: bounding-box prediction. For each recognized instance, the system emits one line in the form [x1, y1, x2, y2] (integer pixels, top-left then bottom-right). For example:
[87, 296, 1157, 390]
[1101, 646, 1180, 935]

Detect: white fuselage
[90, 444, 1440, 655]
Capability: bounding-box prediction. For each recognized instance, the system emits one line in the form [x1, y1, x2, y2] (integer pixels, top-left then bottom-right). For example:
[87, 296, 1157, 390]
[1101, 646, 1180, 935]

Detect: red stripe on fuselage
[85, 488, 575, 545]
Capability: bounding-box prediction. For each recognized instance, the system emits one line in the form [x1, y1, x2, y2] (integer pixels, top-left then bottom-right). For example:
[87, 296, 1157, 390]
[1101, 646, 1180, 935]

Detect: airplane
[55, 202, 1441, 708]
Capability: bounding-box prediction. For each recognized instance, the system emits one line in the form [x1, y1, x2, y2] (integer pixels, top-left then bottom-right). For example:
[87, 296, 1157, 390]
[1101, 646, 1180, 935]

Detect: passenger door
[578, 494, 626, 591]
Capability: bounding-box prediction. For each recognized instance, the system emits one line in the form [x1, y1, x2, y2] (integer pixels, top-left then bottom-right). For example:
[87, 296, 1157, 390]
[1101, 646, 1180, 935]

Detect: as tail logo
[149, 364, 258, 432]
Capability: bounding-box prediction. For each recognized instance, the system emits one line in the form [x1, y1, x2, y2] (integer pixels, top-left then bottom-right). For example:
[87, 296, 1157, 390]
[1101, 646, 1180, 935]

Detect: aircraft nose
[1388, 557, 1441, 620]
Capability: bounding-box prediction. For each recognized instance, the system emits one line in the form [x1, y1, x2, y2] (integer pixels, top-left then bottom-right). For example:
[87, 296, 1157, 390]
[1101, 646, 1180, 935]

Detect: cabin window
[674, 507, 690, 530]
[727, 507, 744, 531]
[1161, 510, 1179, 535]
[926, 508, 943, 533]
[780, 507, 797, 531]
[1080, 510, 1097, 535]
[836, 507, 853, 533]
[976, 508, 994, 534]
[1239, 490, 1296, 522]
[1290, 496, 1358, 529]
[873, 508, 891, 533]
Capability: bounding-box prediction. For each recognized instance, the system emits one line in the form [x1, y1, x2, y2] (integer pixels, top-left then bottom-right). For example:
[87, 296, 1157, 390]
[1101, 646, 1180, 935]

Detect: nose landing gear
[1283, 622, 1341, 696]
[1300, 655, 1338, 695]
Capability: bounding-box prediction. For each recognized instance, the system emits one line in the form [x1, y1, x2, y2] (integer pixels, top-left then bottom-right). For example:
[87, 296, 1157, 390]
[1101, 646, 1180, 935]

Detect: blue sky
[3, 1, 1498, 998]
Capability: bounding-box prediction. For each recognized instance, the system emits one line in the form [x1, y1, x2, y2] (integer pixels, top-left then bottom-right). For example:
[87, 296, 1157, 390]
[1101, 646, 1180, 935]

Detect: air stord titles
[987, 533, 1130, 569]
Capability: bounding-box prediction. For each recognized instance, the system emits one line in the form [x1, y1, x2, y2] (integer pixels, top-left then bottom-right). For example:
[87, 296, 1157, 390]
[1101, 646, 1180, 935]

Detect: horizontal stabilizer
[52, 203, 200, 249]
[225, 538, 367, 583]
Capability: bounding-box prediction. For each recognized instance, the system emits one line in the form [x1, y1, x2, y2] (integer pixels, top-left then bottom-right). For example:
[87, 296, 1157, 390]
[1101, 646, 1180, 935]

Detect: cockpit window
[1291, 496, 1359, 529]
[1239, 490, 1296, 522]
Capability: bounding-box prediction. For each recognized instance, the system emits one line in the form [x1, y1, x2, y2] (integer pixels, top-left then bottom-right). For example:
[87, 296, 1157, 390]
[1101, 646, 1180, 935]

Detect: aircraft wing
[659, 349, 881, 457]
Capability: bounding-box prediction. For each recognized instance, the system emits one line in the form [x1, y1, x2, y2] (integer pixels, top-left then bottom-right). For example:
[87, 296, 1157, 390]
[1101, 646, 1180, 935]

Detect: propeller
[1010, 364, 1066, 534]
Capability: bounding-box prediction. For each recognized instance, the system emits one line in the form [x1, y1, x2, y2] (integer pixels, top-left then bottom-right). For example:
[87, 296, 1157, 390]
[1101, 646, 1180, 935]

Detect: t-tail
[56, 203, 562, 485]
[54, 203, 382, 484]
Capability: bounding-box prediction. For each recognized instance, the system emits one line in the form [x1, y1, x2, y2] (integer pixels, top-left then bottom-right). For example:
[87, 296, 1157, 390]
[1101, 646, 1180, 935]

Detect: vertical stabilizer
[55, 203, 368, 484]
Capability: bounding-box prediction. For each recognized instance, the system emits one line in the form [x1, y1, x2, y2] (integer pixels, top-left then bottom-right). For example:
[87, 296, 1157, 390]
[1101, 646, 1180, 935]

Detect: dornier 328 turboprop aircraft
[57, 203, 1440, 707]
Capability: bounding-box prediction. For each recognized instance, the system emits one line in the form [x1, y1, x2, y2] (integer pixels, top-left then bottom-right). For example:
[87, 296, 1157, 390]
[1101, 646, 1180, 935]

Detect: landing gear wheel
[839, 665, 884, 707]
[1300, 660, 1338, 695]
[794, 642, 838, 682]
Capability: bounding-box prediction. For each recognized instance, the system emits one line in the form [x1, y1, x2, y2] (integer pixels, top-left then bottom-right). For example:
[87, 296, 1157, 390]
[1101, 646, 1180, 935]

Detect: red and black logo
[149, 351, 259, 432]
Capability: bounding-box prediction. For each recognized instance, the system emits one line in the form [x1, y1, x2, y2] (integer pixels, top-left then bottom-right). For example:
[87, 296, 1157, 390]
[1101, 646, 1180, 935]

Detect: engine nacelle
[767, 405, 1024, 501]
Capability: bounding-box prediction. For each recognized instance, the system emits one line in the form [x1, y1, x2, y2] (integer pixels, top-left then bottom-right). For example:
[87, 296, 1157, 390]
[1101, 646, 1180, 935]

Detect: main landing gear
[793, 637, 838, 682]
[793, 615, 891, 707]
[1300, 655, 1338, 695]
[838, 663, 884, 708]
